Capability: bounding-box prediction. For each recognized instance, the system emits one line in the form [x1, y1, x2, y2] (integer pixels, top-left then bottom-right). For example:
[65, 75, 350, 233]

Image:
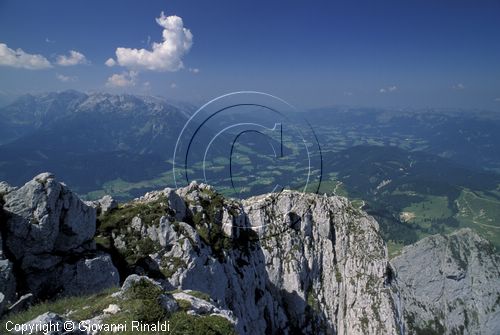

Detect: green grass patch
[387, 240, 405, 259]
[0, 287, 119, 332]
[83, 171, 175, 201]
[95, 196, 171, 266]
[167, 313, 236, 335]
[184, 290, 211, 302]
[2, 283, 235, 335]
[402, 195, 452, 223]
[399, 195, 455, 239]
[456, 188, 500, 250]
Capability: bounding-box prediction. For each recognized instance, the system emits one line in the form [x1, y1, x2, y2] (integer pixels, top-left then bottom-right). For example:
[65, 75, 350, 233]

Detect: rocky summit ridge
[0, 173, 499, 334]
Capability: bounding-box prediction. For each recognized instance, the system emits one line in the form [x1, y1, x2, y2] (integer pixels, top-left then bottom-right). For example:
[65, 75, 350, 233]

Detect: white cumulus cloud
[56, 50, 89, 66]
[106, 71, 138, 87]
[105, 58, 116, 67]
[188, 67, 200, 74]
[494, 97, 500, 102]
[0, 42, 52, 70]
[56, 73, 77, 82]
[380, 85, 397, 93]
[452, 83, 465, 90]
[109, 12, 193, 72]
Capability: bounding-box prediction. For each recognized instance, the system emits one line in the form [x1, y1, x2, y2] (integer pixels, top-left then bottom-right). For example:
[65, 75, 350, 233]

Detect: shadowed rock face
[0, 173, 119, 301]
[392, 229, 500, 335]
[106, 182, 401, 334]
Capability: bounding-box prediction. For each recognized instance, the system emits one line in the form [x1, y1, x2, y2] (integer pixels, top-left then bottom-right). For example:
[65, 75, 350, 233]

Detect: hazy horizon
[1, 0, 500, 111]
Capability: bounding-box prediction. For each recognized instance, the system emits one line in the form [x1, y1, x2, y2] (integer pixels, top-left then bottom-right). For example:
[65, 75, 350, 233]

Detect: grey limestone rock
[3, 172, 96, 260]
[18, 312, 84, 335]
[120, 274, 163, 294]
[98, 195, 117, 214]
[164, 187, 187, 221]
[133, 184, 400, 334]
[392, 228, 500, 335]
[118, 274, 179, 314]
[0, 181, 16, 195]
[60, 254, 120, 296]
[172, 291, 236, 323]
[6, 174, 498, 335]
[1, 173, 118, 300]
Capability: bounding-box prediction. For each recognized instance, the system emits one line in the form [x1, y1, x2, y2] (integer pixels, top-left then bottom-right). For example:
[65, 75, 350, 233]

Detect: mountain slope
[325, 145, 500, 250]
[0, 92, 193, 194]
[94, 181, 401, 334]
[393, 229, 500, 335]
[1, 174, 401, 334]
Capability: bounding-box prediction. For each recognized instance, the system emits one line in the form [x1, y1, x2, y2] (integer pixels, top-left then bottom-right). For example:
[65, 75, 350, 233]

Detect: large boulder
[98, 195, 118, 214]
[118, 274, 179, 315]
[165, 188, 187, 221]
[172, 291, 236, 323]
[60, 254, 120, 296]
[1, 173, 119, 299]
[3, 172, 96, 259]
[120, 274, 163, 293]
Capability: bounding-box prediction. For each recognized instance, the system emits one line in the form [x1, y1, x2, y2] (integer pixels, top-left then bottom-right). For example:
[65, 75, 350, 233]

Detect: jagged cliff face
[393, 229, 500, 335]
[1, 174, 499, 335]
[94, 181, 401, 334]
[243, 192, 399, 334]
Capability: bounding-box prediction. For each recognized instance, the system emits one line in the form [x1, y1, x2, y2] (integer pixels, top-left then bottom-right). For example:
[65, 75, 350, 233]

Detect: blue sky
[0, 0, 499, 110]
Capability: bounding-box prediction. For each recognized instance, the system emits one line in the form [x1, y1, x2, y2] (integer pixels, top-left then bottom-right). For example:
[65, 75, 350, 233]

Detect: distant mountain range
[303, 107, 500, 251]
[1, 91, 499, 252]
[0, 90, 194, 193]
[306, 106, 500, 173]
